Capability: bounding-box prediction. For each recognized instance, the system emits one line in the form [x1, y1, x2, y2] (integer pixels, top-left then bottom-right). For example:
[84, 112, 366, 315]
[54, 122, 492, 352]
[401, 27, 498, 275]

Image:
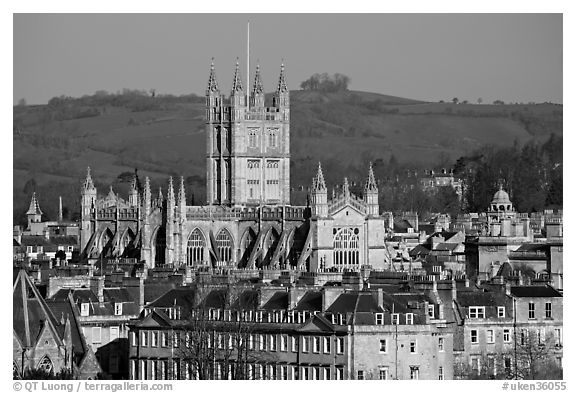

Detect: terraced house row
[125, 271, 562, 380]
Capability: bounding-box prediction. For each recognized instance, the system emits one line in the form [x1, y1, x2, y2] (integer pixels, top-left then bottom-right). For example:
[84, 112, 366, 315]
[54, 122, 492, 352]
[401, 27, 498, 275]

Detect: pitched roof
[13, 269, 62, 348]
[262, 291, 289, 310]
[230, 290, 259, 310]
[510, 285, 562, 298]
[327, 292, 383, 314]
[294, 291, 322, 311]
[435, 243, 460, 252]
[202, 289, 228, 309]
[146, 287, 196, 308]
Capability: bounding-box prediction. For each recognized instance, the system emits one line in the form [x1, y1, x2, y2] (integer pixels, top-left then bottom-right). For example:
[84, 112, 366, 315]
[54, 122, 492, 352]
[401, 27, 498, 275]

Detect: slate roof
[262, 291, 288, 310]
[409, 244, 431, 257]
[393, 219, 414, 232]
[20, 235, 78, 251]
[144, 282, 180, 303]
[435, 243, 460, 252]
[45, 296, 88, 356]
[13, 269, 62, 348]
[202, 289, 228, 308]
[294, 291, 322, 311]
[230, 290, 259, 310]
[327, 292, 383, 313]
[146, 287, 196, 308]
[510, 285, 562, 298]
[456, 289, 509, 307]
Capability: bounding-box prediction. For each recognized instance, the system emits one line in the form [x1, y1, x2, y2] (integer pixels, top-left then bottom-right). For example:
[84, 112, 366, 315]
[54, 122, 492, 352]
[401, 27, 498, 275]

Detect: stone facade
[79, 60, 390, 273]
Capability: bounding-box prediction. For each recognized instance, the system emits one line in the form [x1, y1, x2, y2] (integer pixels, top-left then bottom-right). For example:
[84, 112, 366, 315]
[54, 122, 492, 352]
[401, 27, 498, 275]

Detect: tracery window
[37, 355, 54, 375]
[216, 229, 233, 265]
[333, 227, 360, 266]
[187, 229, 205, 266]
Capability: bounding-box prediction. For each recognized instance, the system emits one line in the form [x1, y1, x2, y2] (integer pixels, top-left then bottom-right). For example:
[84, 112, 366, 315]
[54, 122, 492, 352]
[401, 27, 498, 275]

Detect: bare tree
[510, 329, 562, 380]
[172, 288, 277, 380]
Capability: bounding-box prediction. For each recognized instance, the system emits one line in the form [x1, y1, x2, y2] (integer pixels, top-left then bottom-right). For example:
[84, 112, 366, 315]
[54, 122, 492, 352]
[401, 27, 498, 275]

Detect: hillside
[13, 89, 562, 225]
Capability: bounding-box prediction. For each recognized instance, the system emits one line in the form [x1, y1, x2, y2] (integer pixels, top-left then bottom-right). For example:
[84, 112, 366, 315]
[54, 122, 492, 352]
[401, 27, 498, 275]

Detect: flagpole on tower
[247, 21, 250, 111]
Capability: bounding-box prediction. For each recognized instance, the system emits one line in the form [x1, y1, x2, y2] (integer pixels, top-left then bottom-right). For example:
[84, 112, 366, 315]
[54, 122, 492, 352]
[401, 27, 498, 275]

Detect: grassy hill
[12, 89, 562, 225]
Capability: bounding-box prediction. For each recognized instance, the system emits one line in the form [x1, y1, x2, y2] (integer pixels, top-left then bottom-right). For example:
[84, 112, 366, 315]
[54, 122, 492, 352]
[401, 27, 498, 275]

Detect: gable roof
[297, 314, 335, 333]
[13, 269, 63, 349]
[133, 309, 173, 328]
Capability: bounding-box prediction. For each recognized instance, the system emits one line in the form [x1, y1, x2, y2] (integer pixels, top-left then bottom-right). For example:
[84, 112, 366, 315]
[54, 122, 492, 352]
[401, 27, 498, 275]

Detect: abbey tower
[206, 60, 290, 206]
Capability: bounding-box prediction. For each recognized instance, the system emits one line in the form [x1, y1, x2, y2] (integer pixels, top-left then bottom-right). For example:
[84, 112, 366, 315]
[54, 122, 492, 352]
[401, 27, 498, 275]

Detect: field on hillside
[13, 89, 562, 225]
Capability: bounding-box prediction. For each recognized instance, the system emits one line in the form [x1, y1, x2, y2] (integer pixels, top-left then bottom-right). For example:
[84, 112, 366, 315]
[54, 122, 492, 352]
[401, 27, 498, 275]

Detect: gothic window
[247, 160, 261, 200]
[223, 160, 230, 202]
[37, 355, 54, 375]
[155, 227, 166, 266]
[187, 229, 206, 266]
[268, 128, 279, 148]
[216, 229, 233, 265]
[333, 227, 360, 266]
[248, 129, 258, 149]
[215, 127, 221, 153]
[222, 127, 229, 151]
[265, 160, 280, 200]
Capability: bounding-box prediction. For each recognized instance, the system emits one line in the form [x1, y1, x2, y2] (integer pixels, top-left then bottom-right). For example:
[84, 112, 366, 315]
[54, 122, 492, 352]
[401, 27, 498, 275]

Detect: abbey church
[80, 59, 389, 273]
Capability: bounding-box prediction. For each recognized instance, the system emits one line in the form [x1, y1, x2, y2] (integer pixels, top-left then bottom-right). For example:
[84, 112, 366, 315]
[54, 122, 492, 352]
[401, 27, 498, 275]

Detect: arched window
[187, 229, 206, 266]
[37, 355, 54, 375]
[155, 227, 166, 266]
[216, 229, 233, 265]
[333, 227, 360, 267]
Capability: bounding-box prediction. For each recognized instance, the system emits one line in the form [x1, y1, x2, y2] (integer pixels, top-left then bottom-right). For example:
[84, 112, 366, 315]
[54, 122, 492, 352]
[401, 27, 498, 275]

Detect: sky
[13, 13, 562, 105]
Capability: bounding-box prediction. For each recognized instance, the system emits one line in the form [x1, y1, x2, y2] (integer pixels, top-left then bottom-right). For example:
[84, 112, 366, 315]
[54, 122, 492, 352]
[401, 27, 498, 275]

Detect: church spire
[178, 176, 186, 205]
[252, 63, 264, 95]
[26, 192, 43, 215]
[167, 176, 175, 201]
[365, 162, 378, 192]
[83, 166, 95, 190]
[206, 58, 219, 93]
[313, 162, 327, 192]
[277, 62, 288, 93]
[231, 59, 244, 93]
[144, 177, 151, 198]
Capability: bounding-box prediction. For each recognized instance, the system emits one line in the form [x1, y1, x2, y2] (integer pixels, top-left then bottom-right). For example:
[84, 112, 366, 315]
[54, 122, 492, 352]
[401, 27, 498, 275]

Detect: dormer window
[406, 313, 414, 325]
[391, 313, 399, 325]
[80, 303, 89, 317]
[375, 313, 384, 325]
[114, 303, 122, 316]
[468, 307, 485, 319]
[428, 305, 435, 318]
